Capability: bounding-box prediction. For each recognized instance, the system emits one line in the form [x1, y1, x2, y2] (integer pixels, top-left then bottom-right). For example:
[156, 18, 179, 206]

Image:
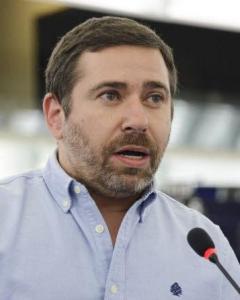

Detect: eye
[99, 90, 120, 103]
[146, 93, 165, 106]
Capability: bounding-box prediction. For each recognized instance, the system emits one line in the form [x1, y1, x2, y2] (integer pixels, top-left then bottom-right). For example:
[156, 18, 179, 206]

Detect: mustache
[103, 132, 158, 156]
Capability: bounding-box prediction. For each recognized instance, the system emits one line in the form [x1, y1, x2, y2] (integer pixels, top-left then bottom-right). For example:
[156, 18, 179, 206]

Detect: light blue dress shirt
[0, 152, 239, 299]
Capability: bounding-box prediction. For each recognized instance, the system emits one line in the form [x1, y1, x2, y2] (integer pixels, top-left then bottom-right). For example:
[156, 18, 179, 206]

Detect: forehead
[75, 45, 170, 90]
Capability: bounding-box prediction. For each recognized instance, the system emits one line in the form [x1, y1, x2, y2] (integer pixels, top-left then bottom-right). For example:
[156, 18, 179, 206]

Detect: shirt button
[74, 185, 81, 194]
[95, 224, 105, 234]
[110, 284, 118, 294]
[63, 199, 69, 208]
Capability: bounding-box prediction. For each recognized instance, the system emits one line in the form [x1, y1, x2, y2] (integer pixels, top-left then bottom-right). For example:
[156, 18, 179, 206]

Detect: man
[0, 16, 239, 299]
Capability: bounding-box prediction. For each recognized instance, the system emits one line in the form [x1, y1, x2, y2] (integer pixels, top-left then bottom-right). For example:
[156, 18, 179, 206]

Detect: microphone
[187, 227, 240, 295]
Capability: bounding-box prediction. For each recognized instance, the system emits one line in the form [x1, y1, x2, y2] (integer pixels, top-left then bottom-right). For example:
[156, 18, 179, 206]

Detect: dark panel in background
[193, 187, 240, 262]
[36, 8, 240, 105]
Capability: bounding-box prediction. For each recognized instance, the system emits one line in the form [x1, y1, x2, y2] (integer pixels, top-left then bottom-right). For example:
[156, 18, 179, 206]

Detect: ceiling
[33, 0, 240, 33]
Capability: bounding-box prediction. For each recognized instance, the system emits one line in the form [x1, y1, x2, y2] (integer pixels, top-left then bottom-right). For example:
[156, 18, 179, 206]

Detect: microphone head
[187, 227, 215, 257]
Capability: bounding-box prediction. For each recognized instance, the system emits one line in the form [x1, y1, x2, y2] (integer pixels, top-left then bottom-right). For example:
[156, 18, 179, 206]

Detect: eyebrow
[88, 81, 127, 96]
[88, 80, 170, 96]
[143, 81, 170, 97]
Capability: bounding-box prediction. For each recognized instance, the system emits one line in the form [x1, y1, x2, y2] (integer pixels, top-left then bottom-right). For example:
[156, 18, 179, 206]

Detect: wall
[0, 0, 65, 112]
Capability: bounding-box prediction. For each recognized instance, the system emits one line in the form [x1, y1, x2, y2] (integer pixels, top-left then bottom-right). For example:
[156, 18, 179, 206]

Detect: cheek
[78, 117, 112, 150]
[153, 119, 171, 146]
[85, 109, 118, 135]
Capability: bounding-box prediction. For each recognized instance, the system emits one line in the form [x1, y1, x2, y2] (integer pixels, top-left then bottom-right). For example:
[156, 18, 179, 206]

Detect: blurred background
[0, 0, 240, 260]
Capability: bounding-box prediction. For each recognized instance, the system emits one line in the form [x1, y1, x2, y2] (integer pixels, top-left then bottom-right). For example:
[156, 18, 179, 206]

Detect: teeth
[120, 154, 143, 160]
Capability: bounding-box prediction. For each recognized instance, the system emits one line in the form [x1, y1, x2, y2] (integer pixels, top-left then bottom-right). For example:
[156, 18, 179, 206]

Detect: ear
[42, 93, 65, 140]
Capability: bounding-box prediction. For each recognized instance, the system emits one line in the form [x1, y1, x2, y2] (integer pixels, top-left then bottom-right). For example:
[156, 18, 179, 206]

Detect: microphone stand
[209, 254, 240, 295]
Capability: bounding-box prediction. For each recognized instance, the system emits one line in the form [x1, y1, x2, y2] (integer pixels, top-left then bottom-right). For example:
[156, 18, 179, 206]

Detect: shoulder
[0, 170, 46, 253]
[153, 190, 223, 250]
[154, 190, 240, 267]
[155, 189, 222, 234]
[154, 190, 210, 224]
[0, 169, 44, 200]
[0, 169, 43, 184]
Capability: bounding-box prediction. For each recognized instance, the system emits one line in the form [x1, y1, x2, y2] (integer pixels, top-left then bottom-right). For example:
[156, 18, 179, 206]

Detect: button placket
[104, 206, 139, 299]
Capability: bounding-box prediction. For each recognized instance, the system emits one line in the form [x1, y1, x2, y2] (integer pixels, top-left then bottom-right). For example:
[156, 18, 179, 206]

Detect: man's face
[59, 45, 172, 198]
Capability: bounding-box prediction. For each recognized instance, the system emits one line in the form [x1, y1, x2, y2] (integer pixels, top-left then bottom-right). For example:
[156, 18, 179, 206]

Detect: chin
[103, 174, 152, 197]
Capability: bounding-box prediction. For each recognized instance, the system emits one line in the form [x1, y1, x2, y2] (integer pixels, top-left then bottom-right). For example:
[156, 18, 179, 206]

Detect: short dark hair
[45, 16, 177, 115]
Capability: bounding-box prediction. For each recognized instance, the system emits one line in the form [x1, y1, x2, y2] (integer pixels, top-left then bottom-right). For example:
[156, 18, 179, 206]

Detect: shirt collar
[136, 182, 157, 222]
[42, 150, 158, 217]
[43, 151, 74, 213]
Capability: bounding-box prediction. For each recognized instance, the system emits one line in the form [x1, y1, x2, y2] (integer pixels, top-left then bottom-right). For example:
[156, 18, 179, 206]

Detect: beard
[61, 120, 169, 199]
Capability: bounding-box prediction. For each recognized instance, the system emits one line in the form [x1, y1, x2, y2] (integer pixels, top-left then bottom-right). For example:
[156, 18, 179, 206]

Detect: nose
[121, 98, 149, 133]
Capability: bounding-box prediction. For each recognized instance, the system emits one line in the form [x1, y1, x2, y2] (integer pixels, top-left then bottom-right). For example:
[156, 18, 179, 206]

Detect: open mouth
[112, 146, 150, 167]
[116, 149, 148, 160]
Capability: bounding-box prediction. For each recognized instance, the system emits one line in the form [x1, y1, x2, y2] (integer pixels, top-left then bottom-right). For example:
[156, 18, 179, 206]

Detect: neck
[84, 183, 152, 246]
[87, 189, 143, 246]
[88, 189, 141, 213]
